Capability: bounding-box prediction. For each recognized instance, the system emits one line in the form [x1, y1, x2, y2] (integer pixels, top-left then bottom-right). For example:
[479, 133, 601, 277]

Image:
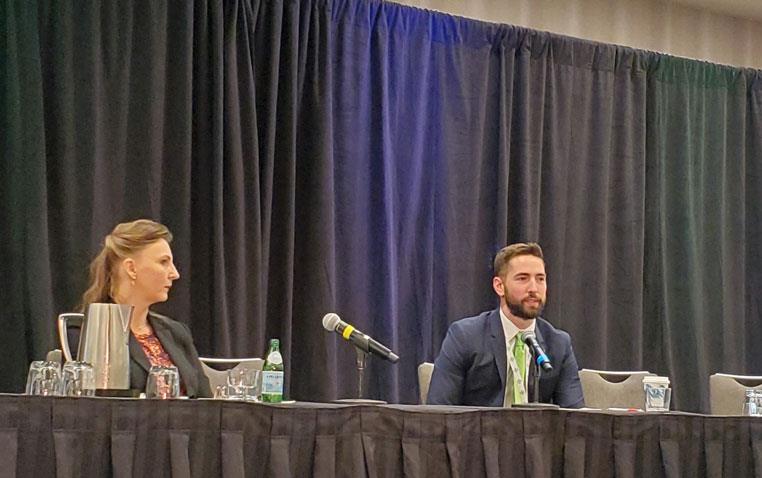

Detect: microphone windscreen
[520, 331, 536, 343]
[322, 313, 341, 331]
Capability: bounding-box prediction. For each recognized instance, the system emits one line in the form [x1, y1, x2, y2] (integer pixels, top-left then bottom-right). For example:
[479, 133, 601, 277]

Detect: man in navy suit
[427, 243, 585, 408]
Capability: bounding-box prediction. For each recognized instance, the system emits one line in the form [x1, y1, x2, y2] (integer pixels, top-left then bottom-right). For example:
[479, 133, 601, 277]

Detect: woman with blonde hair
[82, 219, 211, 397]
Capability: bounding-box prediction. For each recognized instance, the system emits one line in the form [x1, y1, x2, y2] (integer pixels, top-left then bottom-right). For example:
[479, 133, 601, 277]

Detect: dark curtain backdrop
[2, 0, 761, 412]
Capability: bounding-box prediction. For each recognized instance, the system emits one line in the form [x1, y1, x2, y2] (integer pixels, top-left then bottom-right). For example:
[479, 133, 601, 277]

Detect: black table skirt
[1, 395, 761, 478]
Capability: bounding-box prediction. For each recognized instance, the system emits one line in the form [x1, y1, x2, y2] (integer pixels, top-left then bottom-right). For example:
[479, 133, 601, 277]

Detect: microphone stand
[531, 358, 541, 403]
[355, 346, 368, 399]
[512, 347, 558, 409]
[333, 334, 387, 404]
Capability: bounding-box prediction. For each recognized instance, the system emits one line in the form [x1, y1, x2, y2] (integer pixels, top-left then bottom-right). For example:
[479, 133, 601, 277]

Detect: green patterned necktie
[513, 336, 527, 404]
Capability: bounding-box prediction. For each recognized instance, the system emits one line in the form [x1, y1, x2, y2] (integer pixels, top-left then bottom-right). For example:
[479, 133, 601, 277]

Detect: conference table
[1, 394, 760, 478]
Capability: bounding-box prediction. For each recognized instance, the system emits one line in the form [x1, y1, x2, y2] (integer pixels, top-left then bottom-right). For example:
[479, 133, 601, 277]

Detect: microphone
[322, 313, 399, 363]
[521, 331, 553, 372]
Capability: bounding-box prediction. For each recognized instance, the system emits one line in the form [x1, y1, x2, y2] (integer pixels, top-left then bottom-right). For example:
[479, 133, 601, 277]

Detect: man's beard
[506, 296, 545, 320]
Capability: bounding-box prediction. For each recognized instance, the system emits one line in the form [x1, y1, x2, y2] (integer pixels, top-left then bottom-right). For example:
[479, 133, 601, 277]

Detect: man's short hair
[493, 242, 544, 278]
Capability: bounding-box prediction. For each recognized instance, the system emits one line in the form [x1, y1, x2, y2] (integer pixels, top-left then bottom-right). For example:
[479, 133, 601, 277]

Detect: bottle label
[261, 371, 284, 395]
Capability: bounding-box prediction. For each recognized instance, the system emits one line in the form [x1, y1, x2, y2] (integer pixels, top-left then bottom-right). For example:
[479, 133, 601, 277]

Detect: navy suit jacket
[128, 311, 212, 398]
[427, 309, 584, 408]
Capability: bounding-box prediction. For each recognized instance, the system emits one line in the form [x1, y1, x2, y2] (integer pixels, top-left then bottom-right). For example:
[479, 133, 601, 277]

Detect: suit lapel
[149, 314, 197, 396]
[534, 323, 549, 361]
[488, 309, 507, 391]
[129, 334, 151, 372]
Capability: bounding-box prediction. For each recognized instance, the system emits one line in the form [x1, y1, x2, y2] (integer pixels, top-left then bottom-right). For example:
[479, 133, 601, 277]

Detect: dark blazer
[427, 308, 584, 408]
[129, 311, 212, 398]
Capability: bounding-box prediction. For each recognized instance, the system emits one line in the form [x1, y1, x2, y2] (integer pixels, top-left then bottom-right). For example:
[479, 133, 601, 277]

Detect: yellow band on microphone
[342, 325, 355, 340]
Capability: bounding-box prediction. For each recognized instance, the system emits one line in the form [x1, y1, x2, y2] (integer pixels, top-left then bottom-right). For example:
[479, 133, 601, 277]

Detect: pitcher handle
[57, 313, 84, 362]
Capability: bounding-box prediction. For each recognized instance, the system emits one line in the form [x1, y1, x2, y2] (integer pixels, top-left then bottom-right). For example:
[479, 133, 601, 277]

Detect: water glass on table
[25, 361, 45, 394]
[227, 368, 261, 402]
[62, 361, 96, 397]
[743, 389, 762, 416]
[146, 365, 180, 399]
[214, 384, 233, 399]
[26, 361, 63, 396]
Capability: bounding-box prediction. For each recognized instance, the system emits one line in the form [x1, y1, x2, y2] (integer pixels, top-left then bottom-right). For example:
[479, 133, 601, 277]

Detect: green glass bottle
[261, 339, 284, 403]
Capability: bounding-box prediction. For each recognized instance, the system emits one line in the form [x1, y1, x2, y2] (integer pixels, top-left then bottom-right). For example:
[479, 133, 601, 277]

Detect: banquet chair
[418, 362, 434, 404]
[709, 373, 762, 415]
[579, 369, 655, 409]
[199, 357, 265, 391]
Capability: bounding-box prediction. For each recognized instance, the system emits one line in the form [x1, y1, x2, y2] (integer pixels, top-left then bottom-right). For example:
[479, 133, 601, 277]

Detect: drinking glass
[62, 361, 96, 397]
[28, 361, 63, 396]
[243, 369, 262, 402]
[25, 361, 45, 394]
[226, 368, 244, 400]
[227, 368, 261, 401]
[146, 365, 180, 399]
[744, 389, 762, 416]
[214, 384, 231, 399]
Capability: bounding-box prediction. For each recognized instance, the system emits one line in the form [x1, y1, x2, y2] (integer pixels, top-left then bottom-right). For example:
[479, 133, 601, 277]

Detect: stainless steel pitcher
[57, 303, 133, 390]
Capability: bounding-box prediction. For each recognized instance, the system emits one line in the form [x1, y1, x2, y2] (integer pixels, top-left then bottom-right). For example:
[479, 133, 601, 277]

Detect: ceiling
[672, 0, 762, 20]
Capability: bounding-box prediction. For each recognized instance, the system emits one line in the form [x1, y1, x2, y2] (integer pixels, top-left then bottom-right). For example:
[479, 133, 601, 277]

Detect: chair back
[579, 369, 655, 409]
[418, 362, 434, 404]
[199, 357, 265, 391]
[709, 373, 762, 415]
[45, 349, 63, 365]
